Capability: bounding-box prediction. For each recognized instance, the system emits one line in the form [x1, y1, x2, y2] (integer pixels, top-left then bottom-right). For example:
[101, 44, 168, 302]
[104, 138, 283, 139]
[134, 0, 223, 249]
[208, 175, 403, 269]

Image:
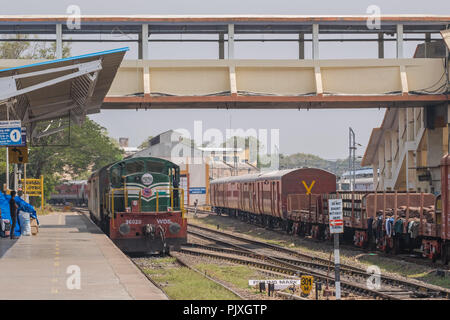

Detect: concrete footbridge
[0, 15, 448, 112]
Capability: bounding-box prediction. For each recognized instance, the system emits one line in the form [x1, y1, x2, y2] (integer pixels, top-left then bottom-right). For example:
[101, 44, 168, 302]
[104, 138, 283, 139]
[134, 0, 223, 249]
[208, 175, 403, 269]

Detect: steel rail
[179, 246, 398, 300]
[188, 223, 450, 299]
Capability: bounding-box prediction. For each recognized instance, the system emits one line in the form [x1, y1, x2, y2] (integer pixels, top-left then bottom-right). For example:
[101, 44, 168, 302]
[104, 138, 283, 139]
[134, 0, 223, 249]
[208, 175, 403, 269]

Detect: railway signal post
[328, 199, 344, 300]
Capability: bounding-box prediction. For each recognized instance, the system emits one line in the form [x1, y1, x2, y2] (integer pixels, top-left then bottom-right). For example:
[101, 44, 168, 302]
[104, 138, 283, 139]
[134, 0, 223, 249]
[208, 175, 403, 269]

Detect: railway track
[187, 223, 450, 300]
[187, 207, 450, 270]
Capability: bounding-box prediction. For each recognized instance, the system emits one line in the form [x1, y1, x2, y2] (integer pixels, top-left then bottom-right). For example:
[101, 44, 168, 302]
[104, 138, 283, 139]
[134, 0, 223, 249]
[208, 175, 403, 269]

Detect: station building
[362, 39, 449, 195]
[132, 130, 259, 206]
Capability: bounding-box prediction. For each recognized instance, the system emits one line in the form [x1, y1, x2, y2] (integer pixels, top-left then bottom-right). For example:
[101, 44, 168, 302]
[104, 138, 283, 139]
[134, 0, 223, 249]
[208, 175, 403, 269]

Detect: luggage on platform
[0, 218, 11, 237]
[30, 218, 38, 235]
[18, 211, 31, 236]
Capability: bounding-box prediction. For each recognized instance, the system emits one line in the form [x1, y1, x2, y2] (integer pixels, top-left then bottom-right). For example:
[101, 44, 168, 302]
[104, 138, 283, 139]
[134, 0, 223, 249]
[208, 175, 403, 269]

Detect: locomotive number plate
[126, 219, 142, 225]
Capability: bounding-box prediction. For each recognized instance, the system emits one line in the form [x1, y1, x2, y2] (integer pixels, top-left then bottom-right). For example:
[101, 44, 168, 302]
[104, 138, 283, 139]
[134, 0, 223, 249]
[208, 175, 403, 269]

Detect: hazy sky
[3, 1, 449, 159]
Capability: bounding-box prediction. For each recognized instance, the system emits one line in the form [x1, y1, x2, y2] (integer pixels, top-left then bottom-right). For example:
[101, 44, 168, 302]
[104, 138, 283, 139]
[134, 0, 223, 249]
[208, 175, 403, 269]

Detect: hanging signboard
[0, 120, 22, 146]
[8, 146, 28, 164]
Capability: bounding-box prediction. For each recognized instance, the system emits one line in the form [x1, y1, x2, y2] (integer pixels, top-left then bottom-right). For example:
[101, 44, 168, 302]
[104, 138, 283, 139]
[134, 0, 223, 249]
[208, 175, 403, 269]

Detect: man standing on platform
[9, 191, 18, 240]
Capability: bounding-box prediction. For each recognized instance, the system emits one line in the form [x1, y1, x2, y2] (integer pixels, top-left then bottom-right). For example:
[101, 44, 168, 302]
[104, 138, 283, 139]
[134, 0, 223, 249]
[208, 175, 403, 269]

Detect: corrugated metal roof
[0, 47, 128, 137]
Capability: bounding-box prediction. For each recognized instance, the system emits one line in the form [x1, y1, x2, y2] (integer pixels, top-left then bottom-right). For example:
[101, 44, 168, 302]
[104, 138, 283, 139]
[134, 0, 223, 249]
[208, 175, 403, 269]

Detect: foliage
[138, 136, 153, 149]
[0, 34, 71, 59]
[279, 153, 362, 177]
[24, 119, 123, 202]
[143, 258, 240, 300]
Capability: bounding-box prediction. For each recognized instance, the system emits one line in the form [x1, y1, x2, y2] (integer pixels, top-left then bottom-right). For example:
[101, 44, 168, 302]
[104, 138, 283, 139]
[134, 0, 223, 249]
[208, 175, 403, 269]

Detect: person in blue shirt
[9, 191, 18, 239]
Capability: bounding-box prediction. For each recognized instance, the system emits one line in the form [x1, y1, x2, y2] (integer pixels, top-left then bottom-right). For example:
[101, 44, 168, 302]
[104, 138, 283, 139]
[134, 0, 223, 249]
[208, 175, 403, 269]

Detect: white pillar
[56, 24, 63, 59]
[406, 150, 409, 191]
[372, 162, 379, 191]
[396, 24, 403, 59]
[141, 24, 149, 60]
[228, 24, 235, 59]
[312, 24, 319, 60]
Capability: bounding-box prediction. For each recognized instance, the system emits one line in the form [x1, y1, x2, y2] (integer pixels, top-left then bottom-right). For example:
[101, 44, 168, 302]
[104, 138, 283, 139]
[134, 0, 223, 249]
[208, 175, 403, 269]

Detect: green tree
[278, 152, 362, 177]
[0, 34, 71, 59]
[138, 136, 153, 149]
[25, 119, 123, 203]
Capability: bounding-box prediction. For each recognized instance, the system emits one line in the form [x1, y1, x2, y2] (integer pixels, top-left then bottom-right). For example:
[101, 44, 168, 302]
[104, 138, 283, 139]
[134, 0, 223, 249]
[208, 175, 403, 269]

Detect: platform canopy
[0, 47, 128, 139]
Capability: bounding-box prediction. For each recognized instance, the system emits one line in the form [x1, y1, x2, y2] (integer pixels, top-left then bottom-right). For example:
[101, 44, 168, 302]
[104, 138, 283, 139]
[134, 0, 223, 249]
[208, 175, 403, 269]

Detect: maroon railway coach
[210, 168, 337, 228]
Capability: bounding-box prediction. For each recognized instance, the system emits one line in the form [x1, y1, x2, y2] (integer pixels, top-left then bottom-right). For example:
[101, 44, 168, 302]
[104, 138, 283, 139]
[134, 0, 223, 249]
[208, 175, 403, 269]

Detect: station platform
[0, 212, 168, 300]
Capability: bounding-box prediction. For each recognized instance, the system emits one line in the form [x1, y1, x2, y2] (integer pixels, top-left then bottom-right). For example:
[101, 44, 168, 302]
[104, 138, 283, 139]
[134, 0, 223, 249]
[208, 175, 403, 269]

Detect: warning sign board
[8, 146, 28, 163]
[328, 199, 344, 234]
[300, 276, 314, 295]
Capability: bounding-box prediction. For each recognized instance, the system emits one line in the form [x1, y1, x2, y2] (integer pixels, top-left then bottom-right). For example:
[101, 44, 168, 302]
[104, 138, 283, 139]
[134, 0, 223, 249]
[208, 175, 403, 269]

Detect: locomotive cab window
[125, 160, 145, 174]
[110, 167, 122, 187]
[146, 160, 166, 174]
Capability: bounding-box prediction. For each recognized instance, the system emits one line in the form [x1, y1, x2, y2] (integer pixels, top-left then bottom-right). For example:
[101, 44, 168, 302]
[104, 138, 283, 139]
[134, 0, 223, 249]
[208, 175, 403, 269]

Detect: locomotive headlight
[169, 222, 181, 234]
[141, 173, 154, 186]
[119, 223, 131, 236]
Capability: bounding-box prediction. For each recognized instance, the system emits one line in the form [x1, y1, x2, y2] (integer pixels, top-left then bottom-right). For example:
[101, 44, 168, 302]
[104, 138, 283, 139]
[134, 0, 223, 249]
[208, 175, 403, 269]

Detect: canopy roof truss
[0, 47, 128, 140]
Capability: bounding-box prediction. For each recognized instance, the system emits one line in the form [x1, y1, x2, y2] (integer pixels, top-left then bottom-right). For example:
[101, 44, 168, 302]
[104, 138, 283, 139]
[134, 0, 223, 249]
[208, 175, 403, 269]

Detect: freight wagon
[210, 168, 337, 229]
[210, 155, 450, 264]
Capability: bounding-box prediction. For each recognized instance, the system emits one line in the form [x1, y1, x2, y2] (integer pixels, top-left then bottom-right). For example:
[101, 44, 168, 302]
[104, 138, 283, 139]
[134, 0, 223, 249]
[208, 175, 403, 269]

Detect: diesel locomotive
[88, 156, 187, 254]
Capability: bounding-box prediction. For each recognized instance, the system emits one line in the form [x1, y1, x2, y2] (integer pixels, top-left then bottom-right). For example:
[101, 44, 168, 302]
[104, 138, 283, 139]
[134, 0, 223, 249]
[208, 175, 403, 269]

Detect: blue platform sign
[0, 121, 22, 146]
[189, 187, 206, 195]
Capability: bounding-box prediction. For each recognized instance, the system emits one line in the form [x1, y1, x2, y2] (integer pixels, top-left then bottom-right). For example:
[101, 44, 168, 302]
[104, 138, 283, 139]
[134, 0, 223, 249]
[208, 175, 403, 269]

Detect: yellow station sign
[20, 176, 44, 203]
[300, 275, 314, 295]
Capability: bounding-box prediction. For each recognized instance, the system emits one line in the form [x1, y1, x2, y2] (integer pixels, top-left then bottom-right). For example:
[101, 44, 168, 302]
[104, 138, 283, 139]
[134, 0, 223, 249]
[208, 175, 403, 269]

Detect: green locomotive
[88, 157, 187, 253]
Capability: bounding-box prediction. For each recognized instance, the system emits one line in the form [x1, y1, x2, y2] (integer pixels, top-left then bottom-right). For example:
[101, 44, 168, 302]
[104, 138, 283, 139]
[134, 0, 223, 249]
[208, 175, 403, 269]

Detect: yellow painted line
[54, 261, 59, 267]
[51, 288, 58, 294]
[51, 278, 58, 283]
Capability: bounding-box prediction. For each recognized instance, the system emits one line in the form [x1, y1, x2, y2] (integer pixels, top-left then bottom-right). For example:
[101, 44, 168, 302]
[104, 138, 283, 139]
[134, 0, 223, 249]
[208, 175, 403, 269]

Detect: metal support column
[425, 32, 431, 58]
[312, 24, 319, 60]
[349, 127, 356, 191]
[228, 24, 235, 59]
[334, 234, 341, 300]
[13, 164, 17, 192]
[5, 105, 9, 191]
[56, 24, 63, 59]
[219, 33, 225, 59]
[298, 33, 305, 59]
[378, 33, 384, 59]
[396, 24, 404, 59]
